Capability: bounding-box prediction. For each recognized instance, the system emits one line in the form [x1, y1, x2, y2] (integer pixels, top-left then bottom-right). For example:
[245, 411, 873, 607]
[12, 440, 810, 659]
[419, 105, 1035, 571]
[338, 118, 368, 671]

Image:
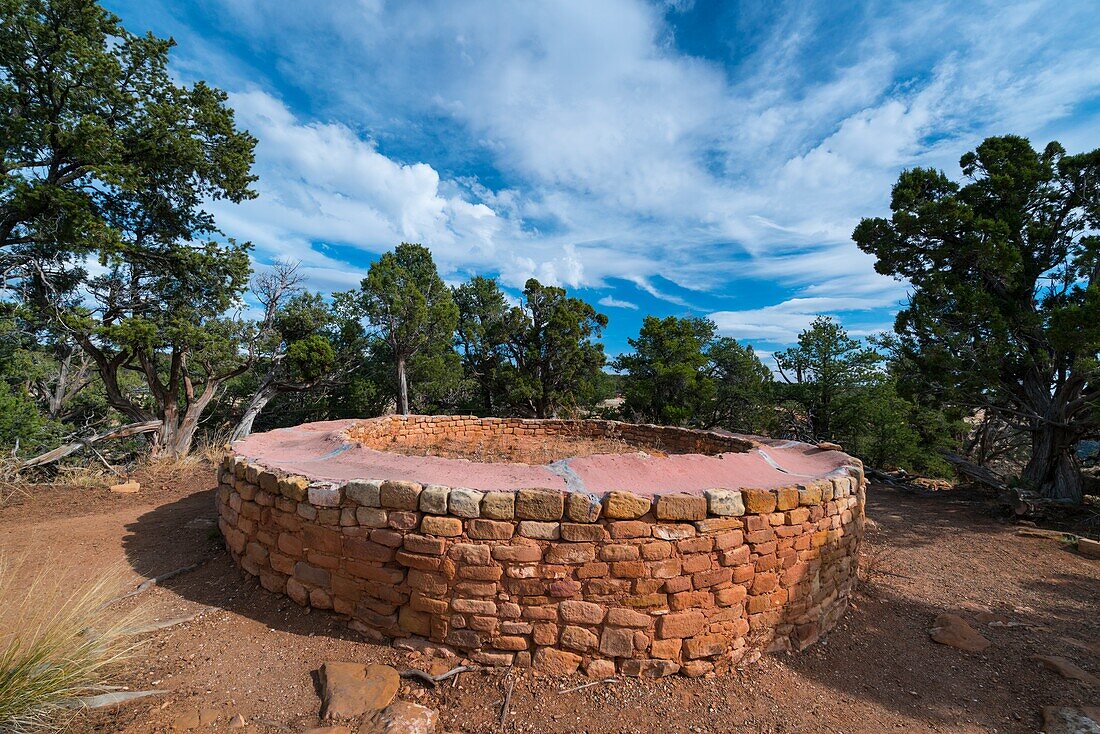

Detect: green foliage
[854, 135, 1100, 501]
[615, 316, 716, 426]
[706, 337, 775, 434]
[353, 243, 458, 414]
[453, 276, 510, 415]
[775, 316, 881, 440]
[502, 278, 608, 418]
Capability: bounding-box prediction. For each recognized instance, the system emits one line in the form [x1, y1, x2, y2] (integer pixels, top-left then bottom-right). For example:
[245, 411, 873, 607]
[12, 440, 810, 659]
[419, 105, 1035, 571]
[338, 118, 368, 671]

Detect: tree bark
[396, 356, 409, 415]
[1022, 422, 1083, 503]
[231, 382, 280, 442]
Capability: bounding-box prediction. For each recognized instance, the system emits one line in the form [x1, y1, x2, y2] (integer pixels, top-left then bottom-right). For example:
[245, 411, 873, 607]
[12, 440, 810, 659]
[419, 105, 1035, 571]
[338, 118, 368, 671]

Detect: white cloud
[598, 296, 639, 310]
[131, 0, 1100, 345]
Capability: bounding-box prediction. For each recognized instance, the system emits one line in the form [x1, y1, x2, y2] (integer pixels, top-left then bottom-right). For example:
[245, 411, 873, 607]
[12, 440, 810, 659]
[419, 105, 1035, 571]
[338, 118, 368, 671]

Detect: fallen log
[939, 451, 1009, 492]
[20, 420, 163, 469]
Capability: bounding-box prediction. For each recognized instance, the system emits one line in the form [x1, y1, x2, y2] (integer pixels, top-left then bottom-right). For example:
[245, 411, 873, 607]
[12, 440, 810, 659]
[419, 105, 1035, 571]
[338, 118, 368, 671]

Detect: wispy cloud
[598, 296, 639, 310]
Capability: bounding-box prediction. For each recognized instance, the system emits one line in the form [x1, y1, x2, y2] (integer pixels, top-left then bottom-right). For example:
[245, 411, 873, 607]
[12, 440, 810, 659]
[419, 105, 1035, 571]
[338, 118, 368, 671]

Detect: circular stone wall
[218, 416, 865, 678]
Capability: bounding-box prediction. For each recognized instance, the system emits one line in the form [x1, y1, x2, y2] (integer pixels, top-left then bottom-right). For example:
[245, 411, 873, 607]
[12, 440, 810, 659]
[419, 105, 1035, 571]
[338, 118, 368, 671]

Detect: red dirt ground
[1, 464, 1097, 733]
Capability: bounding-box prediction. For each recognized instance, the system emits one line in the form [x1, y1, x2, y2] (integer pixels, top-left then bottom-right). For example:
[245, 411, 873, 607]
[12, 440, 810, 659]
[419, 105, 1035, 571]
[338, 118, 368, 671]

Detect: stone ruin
[218, 415, 865, 677]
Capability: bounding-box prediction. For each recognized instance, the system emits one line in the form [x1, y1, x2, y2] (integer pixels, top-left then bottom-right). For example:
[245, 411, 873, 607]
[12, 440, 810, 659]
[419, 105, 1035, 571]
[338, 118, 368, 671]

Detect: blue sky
[104, 0, 1100, 362]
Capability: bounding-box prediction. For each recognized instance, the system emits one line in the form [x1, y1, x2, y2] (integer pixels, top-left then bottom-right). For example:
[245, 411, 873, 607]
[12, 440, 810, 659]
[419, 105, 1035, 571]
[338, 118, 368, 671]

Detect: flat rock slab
[110, 481, 140, 494]
[929, 613, 991, 652]
[361, 701, 439, 734]
[1041, 706, 1100, 734]
[319, 662, 400, 720]
[1033, 655, 1100, 687]
[1079, 537, 1100, 559]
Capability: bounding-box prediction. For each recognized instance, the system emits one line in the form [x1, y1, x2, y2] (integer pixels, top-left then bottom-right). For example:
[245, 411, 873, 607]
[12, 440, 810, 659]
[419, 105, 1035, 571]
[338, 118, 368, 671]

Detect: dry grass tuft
[0, 557, 148, 733]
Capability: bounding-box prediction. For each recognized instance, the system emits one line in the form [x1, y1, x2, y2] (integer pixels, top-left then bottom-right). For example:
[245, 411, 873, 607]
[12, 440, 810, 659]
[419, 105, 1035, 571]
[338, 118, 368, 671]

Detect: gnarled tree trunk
[1022, 422, 1083, 504]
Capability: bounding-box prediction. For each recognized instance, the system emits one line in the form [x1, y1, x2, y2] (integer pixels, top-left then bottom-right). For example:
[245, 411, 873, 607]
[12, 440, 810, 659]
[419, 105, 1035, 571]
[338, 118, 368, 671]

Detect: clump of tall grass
[0, 557, 147, 733]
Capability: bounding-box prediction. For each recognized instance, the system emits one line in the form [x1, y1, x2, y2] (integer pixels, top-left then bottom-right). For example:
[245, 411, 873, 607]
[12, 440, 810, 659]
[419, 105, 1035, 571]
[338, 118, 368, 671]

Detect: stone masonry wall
[217, 420, 865, 678]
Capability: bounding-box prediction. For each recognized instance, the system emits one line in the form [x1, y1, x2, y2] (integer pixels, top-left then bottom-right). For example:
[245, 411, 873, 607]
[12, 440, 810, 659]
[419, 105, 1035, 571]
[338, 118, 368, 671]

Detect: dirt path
[1, 468, 1096, 733]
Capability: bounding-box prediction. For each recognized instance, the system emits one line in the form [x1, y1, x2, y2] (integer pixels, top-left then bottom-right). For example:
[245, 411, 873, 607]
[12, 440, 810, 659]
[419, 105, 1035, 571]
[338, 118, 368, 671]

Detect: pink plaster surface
[233, 420, 851, 496]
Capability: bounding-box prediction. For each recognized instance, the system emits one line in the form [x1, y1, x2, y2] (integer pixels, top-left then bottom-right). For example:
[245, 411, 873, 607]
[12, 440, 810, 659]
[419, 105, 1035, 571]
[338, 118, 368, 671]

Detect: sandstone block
[533, 648, 582, 675]
[742, 489, 777, 514]
[318, 662, 399, 720]
[566, 492, 602, 522]
[468, 519, 514, 540]
[657, 611, 705, 639]
[561, 523, 606, 542]
[559, 600, 606, 625]
[620, 659, 680, 677]
[776, 486, 800, 511]
[480, 491, 514, 520]
[309, 483, 342, 507]
[705, 488, 745, 516]
[560, 625, 598, 651]
[345, 479, 381, 506]
[607, 608, 651, 628]
[603, 491, 652, 519]
[356, 507, 388, 528]
[545, 543, 595, 564]
[420, 515, 463, 537]
[516, 489, 565, 520]
[448, 487, 484, 518]
[380, 480, 422, 510]
[599, 626, 635, 657]
[518, 521, 560, 540]
[656, 494, 707, 521]
[419, 484, 450, 514]
[652, 524, 696, 540]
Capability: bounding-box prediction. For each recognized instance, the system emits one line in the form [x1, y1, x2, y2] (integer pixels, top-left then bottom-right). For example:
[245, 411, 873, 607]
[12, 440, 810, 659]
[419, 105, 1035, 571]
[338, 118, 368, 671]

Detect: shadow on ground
[119, 482, 1100, 733]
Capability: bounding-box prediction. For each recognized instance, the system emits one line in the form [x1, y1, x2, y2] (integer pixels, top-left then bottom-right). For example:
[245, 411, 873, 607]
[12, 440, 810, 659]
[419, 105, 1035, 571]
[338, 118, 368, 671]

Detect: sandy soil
[350, 431, 668, 464]
[1, 465, 1097, 734]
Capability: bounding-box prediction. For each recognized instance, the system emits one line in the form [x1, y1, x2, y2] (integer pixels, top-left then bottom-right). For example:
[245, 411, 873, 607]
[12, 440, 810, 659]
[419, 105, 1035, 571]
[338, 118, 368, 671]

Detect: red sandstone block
[641, 541, 672, 560]
[410, 593, 449, 615]
[599, 626, 635, 657]
[746, 595, 771, 614]
[306, 551, 340, 570]
[745, 528, 775, 544]
[694, 517, 742, 533]
[714, 530, 744, 550]
[720, 545, 750, 566]
[561, 523, 606, 542]
[693, 567, 733, 589]
[421, 515, 463, 537]
[532, 622, 559, 645]
[651, 638, 682, 659]
[670, 590, 714, 611]
[491, 543, 542, 563]
[681, 554, 711, 574]
[677, 536, 713, 554]
[545, 543, 595, 564]
[469, 519, 515, 540]
[406, 569, 449, 596]
[523, 605, 559, 621]
[494, 636, 529, 651]
[684, 634, 726, 659]
[608, 521, 650, 539]
[402, 530, 444, 554]
[607, 608, 651, 628]
[316, 508, 340, 525]
[742, 489, 777, 514]
[345, 560, 404, 585]
[663, 575, 692, 594]
[577, 561, 609, 579]
[533, 648, 582, 675]
[649, 558, 682, 579]
[293, 561, 329, 588]
[622, 593, 667, 609]
[600, 544, 640, 562]
[459, 565, 503, 581]
[370, 528, 404, 548]
[345, 538, 396, 563]
[732, 564, 755, 584]
[549, 578, 581, 597]
[450, 543, 491, 565]
[269, 551, 296, 575]
[454, 580, 497, 598]
[776, 486, 799, 511]
[585, 578, 630, 596]
[560, 625, 598, 651]
[752, 572, 779, 594]
[611, 561, 646, 578]
[386, 511, 419, 531]
[786, 507, 811, 525]
[515, 489, 565, 521]
[715, 585, 746, 607]
[452, 598, 497, 615]
[656, 494, 707, 521]
[657, 610, 705, 639]
[277, 532, 303, 556]
[559, 600, 606, 624]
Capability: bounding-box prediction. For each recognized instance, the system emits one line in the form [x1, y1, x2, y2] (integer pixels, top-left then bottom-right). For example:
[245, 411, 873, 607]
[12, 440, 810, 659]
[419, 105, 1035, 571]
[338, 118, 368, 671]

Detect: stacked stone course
[218, 416, 864, 678]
